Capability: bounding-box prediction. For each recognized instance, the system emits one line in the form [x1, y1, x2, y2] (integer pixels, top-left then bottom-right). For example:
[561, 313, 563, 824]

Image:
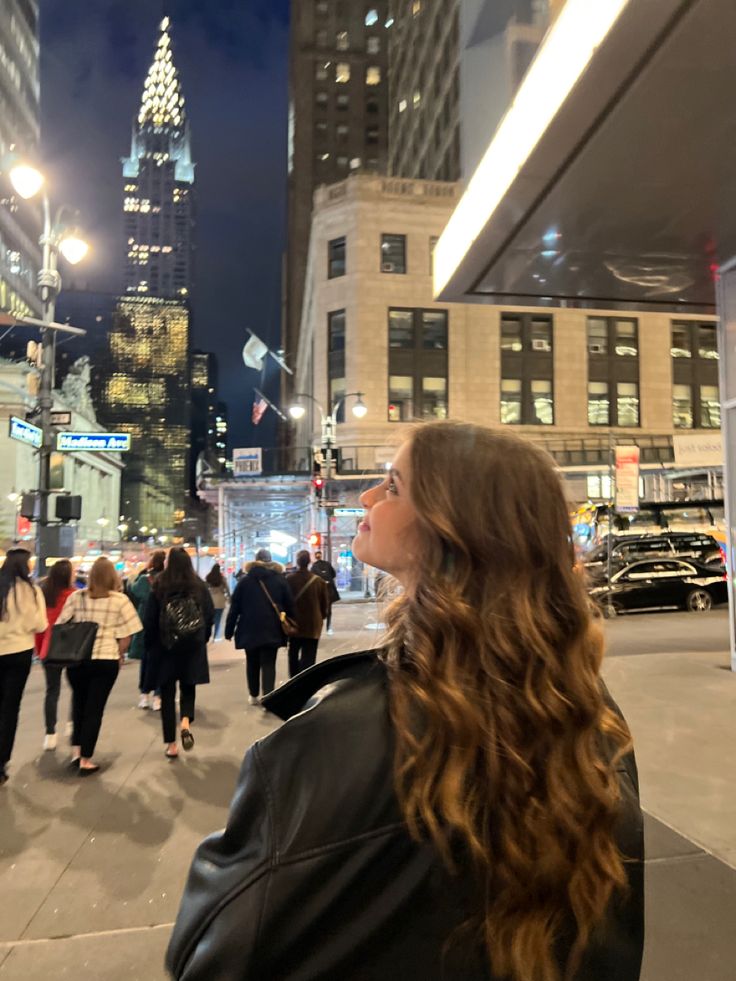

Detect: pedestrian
[128, 550, 165, 711]
[56, 556, 142, 775]
[0, 549, 47, 786]
[143, 548, 213, 759]
[310, 548, 339, 633]
[167, 422, 644, 981]
[204, 563, 230, 641]
[225, 548, 295, 705]
[35, 559, 75, 751]
[286, 550, 328, 678]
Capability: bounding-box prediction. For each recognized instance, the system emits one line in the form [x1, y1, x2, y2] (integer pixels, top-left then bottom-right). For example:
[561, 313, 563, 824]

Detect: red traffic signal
[313, 477, 324, 489]
[308, 532, 322, 548]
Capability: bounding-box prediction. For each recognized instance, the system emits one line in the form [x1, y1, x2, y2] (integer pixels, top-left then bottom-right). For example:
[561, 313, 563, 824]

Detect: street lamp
[288, 392, 367, 563]
[96, 515, 110, 553]
[8, 161, 90, 574]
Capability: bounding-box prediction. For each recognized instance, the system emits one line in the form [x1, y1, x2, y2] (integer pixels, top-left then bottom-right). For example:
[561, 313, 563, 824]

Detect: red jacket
[35, 587, 76, 659]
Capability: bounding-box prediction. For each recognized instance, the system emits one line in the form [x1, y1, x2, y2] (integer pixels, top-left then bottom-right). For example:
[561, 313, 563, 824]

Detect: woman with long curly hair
[167, 422, 643, 981]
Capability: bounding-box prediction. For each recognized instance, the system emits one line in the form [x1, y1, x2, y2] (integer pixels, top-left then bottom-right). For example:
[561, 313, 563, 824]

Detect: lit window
[381, 234, 406, 274]
[318, 152, 330, 162]
[412, 0, 421, 14]
[501, 316, 522, 352]
[366, 65, 381, 85]
[422, 377, 447, 419]
[617, 382, 639, 426]
[698, 325, 719, 359]
[336, 123, 349, 142]
[336, 31, 349, 50]
[700, 385, 721, 428]
[413, 90, 421, 107]
[365, 9, 379, 26]
[587, 318, 608, 355]
[336, 62, 350, 83]
[367, 36, 380, 54]
[531, 380, 554, 425]
[671, 323, 692, 358]
[501, 379, 522, 425]
[588, 382, 609, 426]
[673, 384, 693, 429]
[398, 98, 407, 113]
[615, 319, 638, 356]
[388, 376, 413, 422]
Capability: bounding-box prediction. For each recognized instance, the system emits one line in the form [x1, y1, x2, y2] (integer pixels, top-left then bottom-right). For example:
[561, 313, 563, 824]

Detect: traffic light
[312, 476, 324, 500]
[308, 531, 321, 548]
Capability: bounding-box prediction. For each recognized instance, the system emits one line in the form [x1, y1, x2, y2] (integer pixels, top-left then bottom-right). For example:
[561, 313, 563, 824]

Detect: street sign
[614, 445, 640, 513]
[318, 500, 340, 508]
[233, 447, 262, 475]
[333, 507, 364, 517]
[9, 415, 42, 449]
[50, 410, 72, 427]
[57, 432, 130, 453]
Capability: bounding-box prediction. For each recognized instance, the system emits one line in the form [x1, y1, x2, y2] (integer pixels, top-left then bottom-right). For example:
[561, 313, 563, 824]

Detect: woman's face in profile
[354, 441, 420, 586]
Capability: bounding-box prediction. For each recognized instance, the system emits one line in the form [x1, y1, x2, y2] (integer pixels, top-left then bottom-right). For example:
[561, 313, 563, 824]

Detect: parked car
[583, 532, 723, 582]
[589, 558, 728, 615]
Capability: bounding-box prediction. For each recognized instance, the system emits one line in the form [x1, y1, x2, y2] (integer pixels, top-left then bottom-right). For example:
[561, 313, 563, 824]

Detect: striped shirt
[57, 590, 143, 661]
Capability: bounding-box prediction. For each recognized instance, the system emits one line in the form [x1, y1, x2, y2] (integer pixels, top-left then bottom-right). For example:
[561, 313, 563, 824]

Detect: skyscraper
[285, 1, 391, 382]
[121, 15, 195, 300]
[0, 0, 42, 319]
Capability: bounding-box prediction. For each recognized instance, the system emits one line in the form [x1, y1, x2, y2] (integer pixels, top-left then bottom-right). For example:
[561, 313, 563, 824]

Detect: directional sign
[50, 410, 72, 427]
[333, 508, 364, 517]
[9, 415, 42, 449]
[57, 432, 130, 453]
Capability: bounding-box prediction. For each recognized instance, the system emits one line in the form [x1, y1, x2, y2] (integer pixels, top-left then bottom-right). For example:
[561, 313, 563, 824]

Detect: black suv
[584, 533, 723, 582]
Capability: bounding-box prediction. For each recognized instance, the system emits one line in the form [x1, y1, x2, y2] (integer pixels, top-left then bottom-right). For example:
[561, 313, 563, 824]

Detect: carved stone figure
[60, 356, 96, 421]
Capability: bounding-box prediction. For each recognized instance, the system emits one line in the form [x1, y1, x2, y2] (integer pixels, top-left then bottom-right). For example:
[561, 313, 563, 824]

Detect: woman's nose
[360, 483, 379, 507]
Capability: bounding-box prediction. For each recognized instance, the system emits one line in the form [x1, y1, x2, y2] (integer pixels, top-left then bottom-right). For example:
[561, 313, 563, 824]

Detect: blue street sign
[333, 508, 365, 517]
[9, 415, 42, 449]
[57, 432, 130, 453]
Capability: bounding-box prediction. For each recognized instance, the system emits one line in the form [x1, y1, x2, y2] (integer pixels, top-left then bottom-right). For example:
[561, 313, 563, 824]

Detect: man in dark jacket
[286, 550, 329, 677]
[224, 549, 295, 704]
[165, 652, 645, 980]
[310, 549, 338, 634]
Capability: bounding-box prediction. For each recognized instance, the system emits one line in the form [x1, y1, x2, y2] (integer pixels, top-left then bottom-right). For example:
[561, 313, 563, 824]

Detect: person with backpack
[35, 559, 76, 751]
[0, 548, 47, 786]
[286, 550, 328, 677]
[225, 549, 295, 704]
[143, 548, 214, 759]
[128, 550, 166, 710]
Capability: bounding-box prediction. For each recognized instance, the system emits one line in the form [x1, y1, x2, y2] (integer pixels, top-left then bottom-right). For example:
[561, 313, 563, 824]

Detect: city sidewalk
[0, 602, 734, 980]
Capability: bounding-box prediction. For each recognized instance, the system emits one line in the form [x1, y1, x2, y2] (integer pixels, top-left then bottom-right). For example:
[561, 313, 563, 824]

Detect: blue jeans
[212, 608, 224, 640]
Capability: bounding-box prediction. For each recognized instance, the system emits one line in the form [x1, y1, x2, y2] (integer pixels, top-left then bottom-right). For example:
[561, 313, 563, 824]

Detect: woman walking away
[225, 549, 295, 705]
[167, 422, 644, 981]
[36, 559, 75, 751]
[205, 563, 230, 641]
[57, 557, 142, 775]
[286, 550, 328, 677]
[144, 548, 213, 759]
[128, 550, 166, 710]
[0, 549, 47, 786]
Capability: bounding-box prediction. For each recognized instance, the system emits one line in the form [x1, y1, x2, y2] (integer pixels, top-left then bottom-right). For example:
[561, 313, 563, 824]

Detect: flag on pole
[252, 392, 268, 425]
[242, 331, 269, 370]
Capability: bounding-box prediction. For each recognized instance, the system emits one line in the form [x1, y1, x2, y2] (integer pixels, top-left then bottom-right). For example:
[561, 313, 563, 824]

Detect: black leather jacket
[166, 651, 644, 980]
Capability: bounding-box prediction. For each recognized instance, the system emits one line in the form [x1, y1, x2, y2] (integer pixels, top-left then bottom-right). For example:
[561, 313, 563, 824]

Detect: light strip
[434, 0, 631, 298]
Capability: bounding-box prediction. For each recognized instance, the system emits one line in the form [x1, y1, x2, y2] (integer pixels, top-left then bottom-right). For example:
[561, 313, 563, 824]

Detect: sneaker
[43, 733, 57, 751]
[152, 696, 162, 712]
[137, 694, 150, 710]
[327, 628, 334, 635]
[248, 695, 260, 706]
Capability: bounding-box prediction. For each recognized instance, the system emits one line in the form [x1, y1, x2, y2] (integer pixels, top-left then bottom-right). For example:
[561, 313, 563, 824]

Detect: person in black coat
[224, 549, 295, 704]
[144, 548, 214, 759]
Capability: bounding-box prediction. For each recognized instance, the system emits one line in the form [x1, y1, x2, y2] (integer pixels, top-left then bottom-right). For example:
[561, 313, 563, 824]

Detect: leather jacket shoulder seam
[253, 741, 279, 862]
[276, 821, 408, 868]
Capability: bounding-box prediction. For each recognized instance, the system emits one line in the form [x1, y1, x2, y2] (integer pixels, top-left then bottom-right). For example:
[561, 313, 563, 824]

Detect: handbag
[46, 593, 98, 667]
[259, 581, 300, 637]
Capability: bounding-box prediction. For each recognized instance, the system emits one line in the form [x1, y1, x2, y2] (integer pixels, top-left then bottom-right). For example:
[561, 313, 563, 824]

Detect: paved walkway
[0, 604, 734, 979]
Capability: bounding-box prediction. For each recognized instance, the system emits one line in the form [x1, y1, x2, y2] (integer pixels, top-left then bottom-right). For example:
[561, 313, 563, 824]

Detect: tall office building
[388, 0, 555, 182]
[121, 15, 195, 299]
[0, 0, 42, 319]
[285, 0, 391, 380]
[191, 350, 226, 479]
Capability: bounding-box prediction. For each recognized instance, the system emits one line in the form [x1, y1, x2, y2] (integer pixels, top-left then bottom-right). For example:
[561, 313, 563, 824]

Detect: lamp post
[9, 163, 89, 575]
[288, 392, 367, 564]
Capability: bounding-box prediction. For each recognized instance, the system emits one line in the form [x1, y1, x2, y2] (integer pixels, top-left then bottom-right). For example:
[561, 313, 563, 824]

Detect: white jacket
[0, 581, 48, 655]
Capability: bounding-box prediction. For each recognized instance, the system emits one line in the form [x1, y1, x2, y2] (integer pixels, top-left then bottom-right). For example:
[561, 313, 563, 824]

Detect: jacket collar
[245, 560, 284, 575]
[262, 650, 381, 721]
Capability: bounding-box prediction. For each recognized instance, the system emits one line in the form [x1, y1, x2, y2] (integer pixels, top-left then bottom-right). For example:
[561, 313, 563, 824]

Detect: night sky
[40, 0, 290, 450]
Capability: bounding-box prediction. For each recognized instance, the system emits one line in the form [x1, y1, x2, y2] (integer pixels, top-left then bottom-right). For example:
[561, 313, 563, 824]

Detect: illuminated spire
[138, 17, 186, 129]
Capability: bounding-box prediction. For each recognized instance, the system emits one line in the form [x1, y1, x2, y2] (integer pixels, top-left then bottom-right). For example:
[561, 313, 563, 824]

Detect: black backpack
[160, 592, 204, 650]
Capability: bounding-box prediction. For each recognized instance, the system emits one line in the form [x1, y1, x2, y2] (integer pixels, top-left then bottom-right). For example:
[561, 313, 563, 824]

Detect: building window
[531, 380, 554, 425]
[501, 316, 523, 352]
[316, 120, 328, 139]
[413, 90, 421, 107]
[365, 9, 379, 26]
[381, 234, 406, 274]
[530, 316, 552, 352]
[367, 97, 379, 114]
[316, 91, 328, 108]
[673, 384, 693, 429]
[337, 155, 349, 168]
[388, 309, 449, 421]
[588, 382, 610, 425]
[316, 1, 329, 14]
[366, 125, 379, 144]
[501, 379, 522, 424]
[366, 65, 382, 85]
[336, 31, 349, 50]
[398, 98, 407, 113]
[700, 385, 721, 428]
[412, 0, 422, 14]
[328, 236, 346, 278]
[615, 319, 638, 356]
[336, 62, 350, 83]
[328, 310, 346, 422]
[698, 325, 719, 359]
[337, 93, 350, 110]
[500, 313, 554, 424]
[671, 323, 692, 357]
[336, 123, 349, 143]
[617, 382, 639, 426]
[316, 29, 328, 47]
[316, 61, 329, 81]
[367, 36, 380, 54]
[587, 317, 608, 355]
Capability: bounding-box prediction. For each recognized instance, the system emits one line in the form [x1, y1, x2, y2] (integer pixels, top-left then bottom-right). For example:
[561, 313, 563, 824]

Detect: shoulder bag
[46, 592, 98, 667]
[259, 580, 299, 637]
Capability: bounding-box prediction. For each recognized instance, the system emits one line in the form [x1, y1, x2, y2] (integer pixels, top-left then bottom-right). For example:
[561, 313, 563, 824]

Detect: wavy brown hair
[383, 422, 632, 981]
